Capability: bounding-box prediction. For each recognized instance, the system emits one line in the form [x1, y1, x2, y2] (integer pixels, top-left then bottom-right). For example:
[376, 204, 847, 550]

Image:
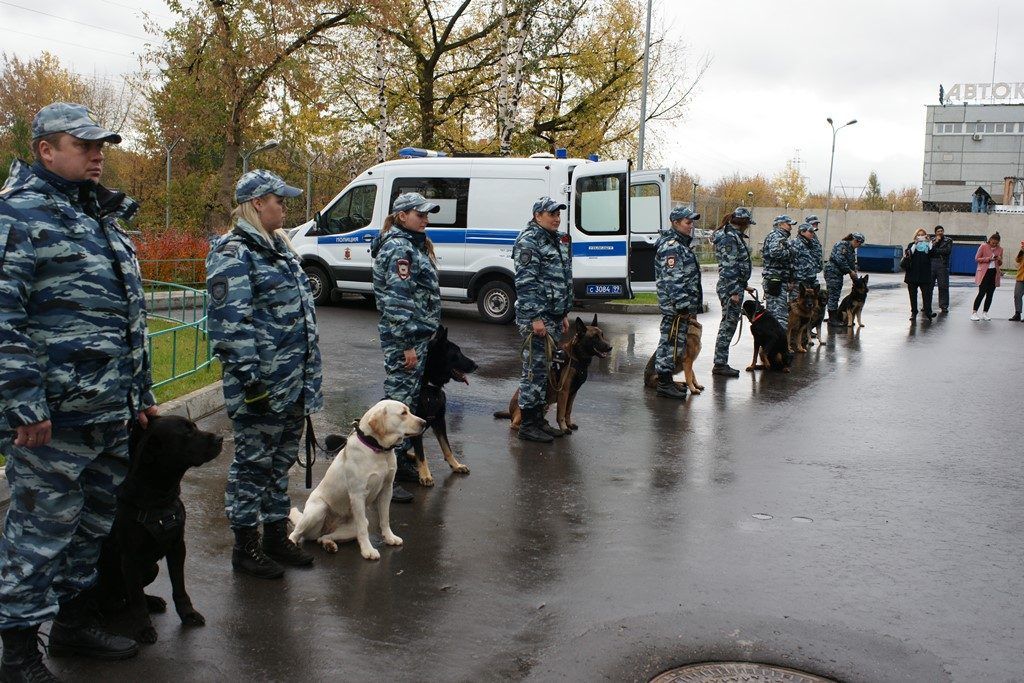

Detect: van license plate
[586, 284, 622, 296]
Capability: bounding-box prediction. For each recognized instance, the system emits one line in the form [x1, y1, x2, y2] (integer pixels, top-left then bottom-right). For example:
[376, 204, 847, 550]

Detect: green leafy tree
[772, 159, 807, 209]
[863, 170, 885, 209]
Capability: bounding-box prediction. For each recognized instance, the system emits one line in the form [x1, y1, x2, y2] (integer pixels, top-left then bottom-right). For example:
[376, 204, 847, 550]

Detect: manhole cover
[650, 662, 835, 682]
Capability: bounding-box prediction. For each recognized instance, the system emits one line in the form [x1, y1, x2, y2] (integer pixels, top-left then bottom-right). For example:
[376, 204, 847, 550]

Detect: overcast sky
[3, 0, 1022, 198]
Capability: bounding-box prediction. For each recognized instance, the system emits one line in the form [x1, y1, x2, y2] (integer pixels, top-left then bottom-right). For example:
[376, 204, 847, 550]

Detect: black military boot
[394, 449, 419, 483]
[0, 626, 60, 682]
[537, 409, 564, 437]
[827, 309, 844, 327]
[262, 519, 313, 567]
[48, 593, 138, 660]
[711, 364, 740, 378]
[656, 373, 687, 400]
[231, 527, 284, 579]
[517, 407, 554, 443]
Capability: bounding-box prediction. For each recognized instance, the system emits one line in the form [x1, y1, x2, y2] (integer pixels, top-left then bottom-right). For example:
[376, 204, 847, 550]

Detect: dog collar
[752, 311, 766, 323]
[354, 423, 388, 453]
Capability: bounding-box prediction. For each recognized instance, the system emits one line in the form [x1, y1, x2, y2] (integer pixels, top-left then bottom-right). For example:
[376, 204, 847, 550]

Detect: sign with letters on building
[945, 82, 1024, 103]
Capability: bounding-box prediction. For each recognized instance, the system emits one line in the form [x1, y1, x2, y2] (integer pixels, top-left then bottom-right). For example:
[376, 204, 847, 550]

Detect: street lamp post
[691, 181, 698, 211]
[636, 0, 653, 170]
[823, 117, 857, 249]
[162, 137, 182, 232]
[242, 139, 280, 175]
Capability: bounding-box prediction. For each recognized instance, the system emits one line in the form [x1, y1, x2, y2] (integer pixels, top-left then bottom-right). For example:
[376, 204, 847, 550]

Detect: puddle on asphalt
[792, 516, 813, 523]
[751, 513, 773, 520]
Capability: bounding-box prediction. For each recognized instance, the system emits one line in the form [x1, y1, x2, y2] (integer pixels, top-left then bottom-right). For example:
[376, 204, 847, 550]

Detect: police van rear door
[568, 160, 631, 300]
[628, 168, 670, 293]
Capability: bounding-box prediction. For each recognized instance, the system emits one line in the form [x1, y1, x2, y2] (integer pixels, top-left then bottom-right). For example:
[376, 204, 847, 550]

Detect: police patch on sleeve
[666, 255, 677, 269]
[518, 249, 533, 266]
[210, 275, 228, 303]
[396, 258, 411, 280]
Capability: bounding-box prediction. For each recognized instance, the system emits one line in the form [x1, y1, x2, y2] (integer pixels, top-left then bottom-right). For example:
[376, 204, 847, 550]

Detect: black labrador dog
[741, 299, 793, 372]
[405, 325, 478, 486]
[96, 415, 223, 644]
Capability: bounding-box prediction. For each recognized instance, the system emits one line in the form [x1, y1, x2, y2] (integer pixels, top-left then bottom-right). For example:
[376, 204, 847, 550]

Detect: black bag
[899, 251, 911, 271]
[765, 279, 783, 296]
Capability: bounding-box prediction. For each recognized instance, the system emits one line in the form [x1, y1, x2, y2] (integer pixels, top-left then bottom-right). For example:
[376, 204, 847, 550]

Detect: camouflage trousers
[763, 280, 790, 331]
[382, 335, 431, 452]
[0, 422, 128, 629]
[654, 313, 688, 375]
[824, 266, 845, 311]
[517, 317, 564, 409]
[714, 291, 743, 365]
[225, 406, 305, 530]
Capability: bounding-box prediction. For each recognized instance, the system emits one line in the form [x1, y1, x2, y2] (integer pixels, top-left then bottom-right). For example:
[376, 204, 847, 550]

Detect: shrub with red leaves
[135, 229, 210, 285]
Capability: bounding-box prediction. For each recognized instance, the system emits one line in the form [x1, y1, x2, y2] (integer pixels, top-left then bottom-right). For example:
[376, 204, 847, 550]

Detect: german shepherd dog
[810, 287, 829, 341]
[741, 299, 792, 372]
[495, 315, 612, 435]
[405, 326, 477, 486]
[787, 283, 821, 353]
[642, 316, 704, 394]
[838, 274, 869, 328]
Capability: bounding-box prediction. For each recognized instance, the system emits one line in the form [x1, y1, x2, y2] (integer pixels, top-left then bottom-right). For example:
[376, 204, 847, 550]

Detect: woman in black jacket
[904, 228, 935, 320]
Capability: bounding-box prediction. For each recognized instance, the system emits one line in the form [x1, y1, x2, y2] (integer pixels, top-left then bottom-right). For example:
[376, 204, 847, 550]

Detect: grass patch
[149, 317, 222, 404]
[610, 293, 659, 305]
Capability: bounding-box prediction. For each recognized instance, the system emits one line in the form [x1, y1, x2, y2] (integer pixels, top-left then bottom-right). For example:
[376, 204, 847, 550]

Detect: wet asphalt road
[51, 275, 1022, 682]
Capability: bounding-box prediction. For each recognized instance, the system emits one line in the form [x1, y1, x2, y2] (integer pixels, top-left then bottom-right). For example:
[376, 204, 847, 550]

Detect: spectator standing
[904, 228, 936, 320]
[929, 225, 953, 313]
[1010, 240, 1024, 321]
[971, 233, 1004, 321]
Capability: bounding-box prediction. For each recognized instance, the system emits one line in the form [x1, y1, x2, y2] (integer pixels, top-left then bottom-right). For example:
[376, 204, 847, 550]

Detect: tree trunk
[419, 62, 435, 148]
[213, 114, 242, 232]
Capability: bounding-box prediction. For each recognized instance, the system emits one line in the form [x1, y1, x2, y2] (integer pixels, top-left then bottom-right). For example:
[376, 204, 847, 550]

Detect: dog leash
[298, 415, 325, 489]
[669, 312, 687, 366]
[522, 331, 555, 384]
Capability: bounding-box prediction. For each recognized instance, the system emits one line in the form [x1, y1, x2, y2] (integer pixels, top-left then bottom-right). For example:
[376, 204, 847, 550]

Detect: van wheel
[477, 280, 515, 324]
[303, 265, 332, 305]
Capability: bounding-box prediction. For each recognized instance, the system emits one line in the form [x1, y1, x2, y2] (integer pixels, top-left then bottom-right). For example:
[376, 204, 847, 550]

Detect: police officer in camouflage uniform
[790, 222, 823, 287]
[0, 102, 154, 680]
[513, 197, 572, 442]
[823, 232, 864, 325]
[800, 215, 825, 285]
[711, 207, 755, 377]
[207, 169, 323, 580]
[371, 192, 441, 497]
[653, 206, 703, 400]
[762, 215, 797, 330]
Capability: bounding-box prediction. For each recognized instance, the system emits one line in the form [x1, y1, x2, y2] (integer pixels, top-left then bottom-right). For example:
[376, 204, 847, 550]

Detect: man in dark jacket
[929, 225, 953, 313]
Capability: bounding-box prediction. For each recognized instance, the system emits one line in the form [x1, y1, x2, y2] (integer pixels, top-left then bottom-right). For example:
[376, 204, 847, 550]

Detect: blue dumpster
[950, 243, 980, 275]
[856, 244, 902, 273]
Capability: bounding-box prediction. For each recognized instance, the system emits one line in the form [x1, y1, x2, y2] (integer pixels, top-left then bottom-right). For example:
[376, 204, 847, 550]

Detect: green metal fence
[145, 280, 214, 389]
[140, 259, 207, 290]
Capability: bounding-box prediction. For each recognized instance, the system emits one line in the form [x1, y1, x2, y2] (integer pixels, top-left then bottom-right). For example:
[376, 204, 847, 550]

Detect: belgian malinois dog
[642, 316, 704, 394]
[494, 315, 612, 435]
[787, 283, 821, 353]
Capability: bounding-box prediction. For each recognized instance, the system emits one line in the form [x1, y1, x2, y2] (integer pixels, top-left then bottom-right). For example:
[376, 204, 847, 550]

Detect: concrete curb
[587, 302, 713, 315]
[0, 382, 225, 509]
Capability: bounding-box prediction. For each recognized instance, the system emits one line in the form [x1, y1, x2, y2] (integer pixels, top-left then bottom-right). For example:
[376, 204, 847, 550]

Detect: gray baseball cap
[669, 206, 701, 222]
[732, 207, 756, 224]
[805, 214, 821, 225]
[798, 222, 817, 233]
[32, 102, 122, 143]
[851, 232, 866, 242]
[533, 196, 567, 214]
[392, 192, 440, 214]
[235, 169, 302, 204]
[773, 214, 798, 227]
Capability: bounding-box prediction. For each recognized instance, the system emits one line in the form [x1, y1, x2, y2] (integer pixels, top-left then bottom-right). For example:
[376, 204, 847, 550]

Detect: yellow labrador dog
[288, 400, 425, 560]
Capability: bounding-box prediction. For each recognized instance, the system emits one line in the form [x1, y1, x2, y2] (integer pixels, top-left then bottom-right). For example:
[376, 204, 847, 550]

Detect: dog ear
[591, 313, 598, 327]
[366, 408, 385, 441]
[438, 325, 448, 340]
[863, 274, 869, 284]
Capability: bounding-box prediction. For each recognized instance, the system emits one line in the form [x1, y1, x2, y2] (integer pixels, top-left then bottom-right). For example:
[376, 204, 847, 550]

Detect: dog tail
[323, 434, 346, 452]
[492, 410, 512, 420]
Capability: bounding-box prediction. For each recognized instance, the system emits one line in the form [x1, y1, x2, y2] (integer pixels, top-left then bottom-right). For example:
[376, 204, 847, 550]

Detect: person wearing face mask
[0, 102, 157, 679]
[207, 169, 324, 579]
[971, 232, 1004, 321]
[904, 228, 936, 320]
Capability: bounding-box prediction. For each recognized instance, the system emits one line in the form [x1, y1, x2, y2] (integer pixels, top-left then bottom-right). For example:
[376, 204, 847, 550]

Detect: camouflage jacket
[712, 224, 752, 296]
[761, 228, 794, 282]
[0, 159, 154, 429]
[654, 227, 703, 315]
[513, 220, 573, 325]
[825, 240, 857, 275]
[206, 218, 323, 418]
[789, 234, 823, 282]
[371, 226, 441, 345]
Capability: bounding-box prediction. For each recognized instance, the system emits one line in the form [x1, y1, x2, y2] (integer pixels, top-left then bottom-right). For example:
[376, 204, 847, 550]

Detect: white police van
[290, 148, 670, 323]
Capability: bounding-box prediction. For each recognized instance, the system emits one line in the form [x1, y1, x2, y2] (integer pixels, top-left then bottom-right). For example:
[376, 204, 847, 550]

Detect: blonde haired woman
[206, 169, 323, 579]
[903, 228, 935, 319]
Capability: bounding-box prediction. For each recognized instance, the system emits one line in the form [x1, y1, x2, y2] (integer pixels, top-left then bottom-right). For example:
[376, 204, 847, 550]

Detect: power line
[0, 27, 136, 57]
[0, 0, 155, 42]
[95, 0, 176, 22]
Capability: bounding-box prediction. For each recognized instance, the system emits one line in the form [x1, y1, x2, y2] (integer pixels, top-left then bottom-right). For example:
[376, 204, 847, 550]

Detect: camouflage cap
[773, 214, 797, 227]
[732, 207, 756, 224]
[235, 169, 302, 204]
[533, 196, 567, 214]
[669, 206, 701, 222]
[851, 232, 866, 242]
[392, 191, 440, 214]
[32, 102, 122, 143]
[798, 222, 817, 232]
[805, 214, 821, 225]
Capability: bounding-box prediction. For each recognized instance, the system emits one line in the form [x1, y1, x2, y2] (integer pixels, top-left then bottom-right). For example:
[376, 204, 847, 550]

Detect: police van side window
[323, 184, 377, 234]
[390, 177, 469, 229]
[630, 183, 661, 234]
[575, 173, 627, 235]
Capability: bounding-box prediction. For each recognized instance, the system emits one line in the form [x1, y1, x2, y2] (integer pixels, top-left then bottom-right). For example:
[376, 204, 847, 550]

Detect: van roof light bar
[398, 147, 448, 158]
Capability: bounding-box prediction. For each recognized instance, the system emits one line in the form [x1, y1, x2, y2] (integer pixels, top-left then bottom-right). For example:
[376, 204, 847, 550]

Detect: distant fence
[145, 280, 213, 390]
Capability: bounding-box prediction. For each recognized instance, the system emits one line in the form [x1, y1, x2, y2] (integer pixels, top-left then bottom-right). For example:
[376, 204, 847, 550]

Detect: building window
[993, 123, 1006, 133]
[936, 123, 962, 134]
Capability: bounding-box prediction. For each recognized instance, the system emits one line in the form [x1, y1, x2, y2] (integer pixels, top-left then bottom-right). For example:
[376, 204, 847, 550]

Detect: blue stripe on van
[572, 241, 627, 256]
